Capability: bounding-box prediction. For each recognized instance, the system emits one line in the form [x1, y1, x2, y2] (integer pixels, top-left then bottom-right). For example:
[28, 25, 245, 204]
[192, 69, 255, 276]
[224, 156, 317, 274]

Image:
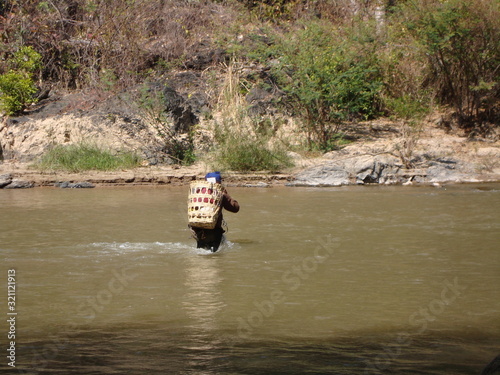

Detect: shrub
[236, 0, 368, 23]
[5, 0, 227, 89]
[377, 17, 432, 120]
[212, 123, 293, 172]
[210, 61, 293, 172]
[9, 46, 42, 73]
[0, 46, 42, 115]
[383, 94, 426, 168]
[395, 0, 500, 126]
[239, 0, 301, 22]
[0, 72, 38, 115]
[384, 95, 429, 121]
[37, 144, 141, 172]
[269, 21, 383, 150]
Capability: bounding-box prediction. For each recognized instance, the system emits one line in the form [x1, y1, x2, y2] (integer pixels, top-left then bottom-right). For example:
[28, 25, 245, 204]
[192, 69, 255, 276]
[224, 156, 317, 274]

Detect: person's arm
[222, 190, 239, 213]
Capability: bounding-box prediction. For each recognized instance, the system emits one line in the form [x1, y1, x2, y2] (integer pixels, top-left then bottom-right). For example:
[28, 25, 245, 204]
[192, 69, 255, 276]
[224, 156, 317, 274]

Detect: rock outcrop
[291, 153, 487, 187]
[0, 174, 34, 189]
[54, 181, 95, 188]
[0, 173, 12, 188]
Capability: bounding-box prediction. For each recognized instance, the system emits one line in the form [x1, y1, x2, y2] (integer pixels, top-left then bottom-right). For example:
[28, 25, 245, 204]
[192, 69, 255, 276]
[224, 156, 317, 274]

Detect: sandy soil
[1, 100, 499, 188]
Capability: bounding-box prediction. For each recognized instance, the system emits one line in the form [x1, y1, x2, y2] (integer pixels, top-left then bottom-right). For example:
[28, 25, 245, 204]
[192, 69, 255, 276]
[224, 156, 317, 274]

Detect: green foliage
[9, 46, 42, 73]
[396, 0, 500, 124]
[169, 133, 197, 166]
[240, 0, 300, 22]
[37, 2, 51, 12]
[37, 143, 141, 172]
[268, 21, 383, 150]
[0, 46, 42, 115]
[308, 133, 351, 153]
[212, 124, 293, 172]
[0, 72, 38, 115]
[99, 69, 118, 91]
[210, 60, 293, 172]
[1, 0, 497, 135]
[385, 95, 430, 121]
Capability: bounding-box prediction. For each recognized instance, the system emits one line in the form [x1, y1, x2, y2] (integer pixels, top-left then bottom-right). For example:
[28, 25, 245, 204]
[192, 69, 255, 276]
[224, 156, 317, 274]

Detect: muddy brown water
[1, 184, 499, 374]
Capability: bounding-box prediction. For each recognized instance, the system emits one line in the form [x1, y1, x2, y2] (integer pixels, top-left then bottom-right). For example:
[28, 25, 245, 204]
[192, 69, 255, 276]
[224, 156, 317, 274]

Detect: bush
[0, 46, 42, 115]
[395, 0, 500, 125]
[37, 144, 141, 172]
[209, 61, 293, 172]
[269, 21, 383, 150]
[212, 125, 293, 172]
[236, 0, 370, 23]
[0, 72, 38, 115]
[9, 46, 42, 73]
[239, 0, 301, 22]
[4, 0, 227, 89]
[384, 95, 430, 121]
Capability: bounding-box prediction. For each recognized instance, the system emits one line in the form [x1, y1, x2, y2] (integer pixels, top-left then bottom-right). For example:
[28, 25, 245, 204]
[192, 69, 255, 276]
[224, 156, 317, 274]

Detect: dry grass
[1, 0, 235, 89]
[1, 0, 497, 138]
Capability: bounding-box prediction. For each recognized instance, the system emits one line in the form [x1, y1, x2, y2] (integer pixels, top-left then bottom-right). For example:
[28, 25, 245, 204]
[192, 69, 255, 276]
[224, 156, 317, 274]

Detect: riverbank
[0, 161, 292, 188]
[1, 122, 499, 189]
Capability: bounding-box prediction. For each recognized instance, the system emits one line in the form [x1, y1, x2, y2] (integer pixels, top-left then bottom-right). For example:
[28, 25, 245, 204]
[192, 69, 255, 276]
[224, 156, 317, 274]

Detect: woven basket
[187, 181, 224, 229]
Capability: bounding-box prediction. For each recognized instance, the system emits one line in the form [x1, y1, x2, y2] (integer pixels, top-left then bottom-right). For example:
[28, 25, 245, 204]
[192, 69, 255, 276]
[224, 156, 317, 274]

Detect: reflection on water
[7, 325, 499, 374]
[0, 184, 499, 374]
[182, 254, 225, 361]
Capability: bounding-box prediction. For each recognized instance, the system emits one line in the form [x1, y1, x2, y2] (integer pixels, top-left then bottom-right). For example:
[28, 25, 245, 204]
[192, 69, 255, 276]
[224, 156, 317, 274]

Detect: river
[1, 184, 499, 374]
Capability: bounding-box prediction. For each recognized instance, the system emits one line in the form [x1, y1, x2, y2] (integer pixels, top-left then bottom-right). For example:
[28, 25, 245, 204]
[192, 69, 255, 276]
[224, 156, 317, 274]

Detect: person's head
[205, 171, 222, 183]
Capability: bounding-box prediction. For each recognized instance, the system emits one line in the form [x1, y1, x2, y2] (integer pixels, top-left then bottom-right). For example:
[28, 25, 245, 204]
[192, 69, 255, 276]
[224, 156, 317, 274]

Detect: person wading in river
[189, 172, 239, 252]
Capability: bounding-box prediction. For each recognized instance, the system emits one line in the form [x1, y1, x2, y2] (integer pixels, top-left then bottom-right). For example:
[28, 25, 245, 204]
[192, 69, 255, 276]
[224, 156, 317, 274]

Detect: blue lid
[205, 172, 222, 183]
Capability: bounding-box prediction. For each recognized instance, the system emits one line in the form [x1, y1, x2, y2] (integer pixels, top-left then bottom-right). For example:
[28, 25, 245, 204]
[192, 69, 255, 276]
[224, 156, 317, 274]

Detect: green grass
[36, 144, 141, 172]
[211, 132, 293, 172]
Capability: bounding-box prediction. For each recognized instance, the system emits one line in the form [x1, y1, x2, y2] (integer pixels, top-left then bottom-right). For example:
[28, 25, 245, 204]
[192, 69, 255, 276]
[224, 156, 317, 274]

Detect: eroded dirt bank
[0, 90, 499, 189]
[1, 122, 499, 189]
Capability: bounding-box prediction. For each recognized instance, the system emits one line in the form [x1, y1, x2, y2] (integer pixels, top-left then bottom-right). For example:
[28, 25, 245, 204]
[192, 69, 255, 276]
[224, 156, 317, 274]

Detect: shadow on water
[8, 324, 499, 375]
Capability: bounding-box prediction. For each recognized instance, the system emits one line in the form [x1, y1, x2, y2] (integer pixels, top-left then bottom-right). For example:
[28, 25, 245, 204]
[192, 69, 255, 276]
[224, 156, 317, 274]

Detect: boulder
[426, 158, 479, 183]
[246, 87, 273, 116]
[3, 179, 34, 189]
[55, 181, 95, 188]
[293, 164, 350, 186]
[0, 173, 13, 188]
[160, 86, 198, 133]
[345, 155, 401, 184]
[292, 154, 402, 186]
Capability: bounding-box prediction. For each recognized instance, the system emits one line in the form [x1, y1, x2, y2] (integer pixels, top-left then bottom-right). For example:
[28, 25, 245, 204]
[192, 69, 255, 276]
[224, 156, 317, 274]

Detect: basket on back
[187, 181, 224, 229]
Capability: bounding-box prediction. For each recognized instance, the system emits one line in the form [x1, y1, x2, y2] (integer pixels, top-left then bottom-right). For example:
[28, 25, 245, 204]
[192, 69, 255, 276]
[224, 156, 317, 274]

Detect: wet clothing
[190, 226, 225, 252]
[190, 190, 239, 252]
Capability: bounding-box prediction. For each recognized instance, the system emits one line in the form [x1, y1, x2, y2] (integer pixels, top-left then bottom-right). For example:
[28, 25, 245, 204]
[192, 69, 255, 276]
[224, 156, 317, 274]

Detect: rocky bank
[0, 86, 499, 189]
[291, 124, 500, 187]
